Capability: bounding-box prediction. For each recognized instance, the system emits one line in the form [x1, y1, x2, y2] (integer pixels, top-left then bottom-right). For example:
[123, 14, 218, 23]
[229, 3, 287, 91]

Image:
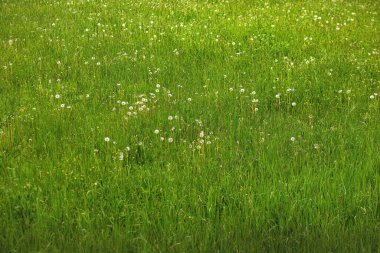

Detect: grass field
[0, 0, 379, 252]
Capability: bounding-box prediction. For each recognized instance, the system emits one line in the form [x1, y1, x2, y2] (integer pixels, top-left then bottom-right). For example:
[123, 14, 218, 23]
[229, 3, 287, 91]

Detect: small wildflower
[290, 137, 296, 142]
[154, 129, 160, 134]
[104, 137, 110, 142]
[168, 137, 173, 143]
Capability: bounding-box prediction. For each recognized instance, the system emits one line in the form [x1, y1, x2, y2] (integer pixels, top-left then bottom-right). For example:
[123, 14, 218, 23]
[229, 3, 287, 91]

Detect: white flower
[187, 98, 192, 102]
[275, 93, 281, 99]
[104, 137, 110, 142]
[55, 94, 60, 99]
[60, 104, 65, 108]
[286, 88, 295, 93]
[199, 131, 204, 138]
[291, 102, 296, 107]
[168, 115, 173, 121]
[119, 152, 124, 160]
[156, 84, 160, 88]
[290, 137, 296, 142]
[240, 88, 245, 93]
[154, 129, 159, 134]
[168, 137, 173, 143]
[370, 95, 375, 99]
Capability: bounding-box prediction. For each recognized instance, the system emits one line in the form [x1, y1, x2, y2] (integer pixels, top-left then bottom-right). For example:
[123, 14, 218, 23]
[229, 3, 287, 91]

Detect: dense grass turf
[0, 0, 379, 252]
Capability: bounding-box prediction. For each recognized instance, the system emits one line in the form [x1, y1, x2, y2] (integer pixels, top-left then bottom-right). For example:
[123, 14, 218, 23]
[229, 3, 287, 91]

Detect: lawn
[0, 0, 379, 252]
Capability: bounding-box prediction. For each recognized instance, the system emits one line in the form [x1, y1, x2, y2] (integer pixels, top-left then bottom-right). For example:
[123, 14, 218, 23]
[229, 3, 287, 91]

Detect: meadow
[0, 0, 379, 252]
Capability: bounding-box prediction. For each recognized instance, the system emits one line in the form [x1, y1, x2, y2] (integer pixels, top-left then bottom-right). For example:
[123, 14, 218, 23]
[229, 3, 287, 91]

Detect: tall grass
[0, 0, 379, 252]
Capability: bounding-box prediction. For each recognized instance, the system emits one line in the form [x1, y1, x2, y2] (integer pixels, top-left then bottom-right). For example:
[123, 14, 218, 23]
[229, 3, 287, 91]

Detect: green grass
[0, 0, 379, 252]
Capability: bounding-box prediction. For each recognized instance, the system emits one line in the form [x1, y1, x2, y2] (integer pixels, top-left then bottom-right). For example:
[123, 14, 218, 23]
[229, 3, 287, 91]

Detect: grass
[0, 0, 379, 252]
